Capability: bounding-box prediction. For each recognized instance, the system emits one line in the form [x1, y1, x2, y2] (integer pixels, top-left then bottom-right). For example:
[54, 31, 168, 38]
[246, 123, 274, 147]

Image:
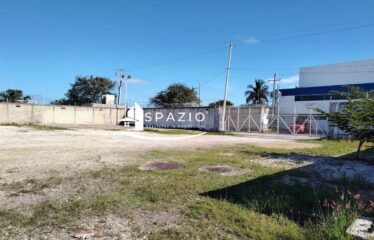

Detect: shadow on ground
[202, 150, 374, 225]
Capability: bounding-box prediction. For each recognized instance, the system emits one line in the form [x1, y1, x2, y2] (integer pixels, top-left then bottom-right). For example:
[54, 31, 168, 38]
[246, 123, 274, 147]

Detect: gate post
[237, 107, 240, 132]
[248, 107, 251, 133]
[277, 102, 280, 134]
[293, 106, 296, 135]
[309, 110, 312, 136]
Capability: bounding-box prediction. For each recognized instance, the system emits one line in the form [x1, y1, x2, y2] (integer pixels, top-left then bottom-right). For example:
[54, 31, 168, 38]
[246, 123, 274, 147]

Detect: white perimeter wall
[300, 59, 374, 87]
[0, 103, 126, 125]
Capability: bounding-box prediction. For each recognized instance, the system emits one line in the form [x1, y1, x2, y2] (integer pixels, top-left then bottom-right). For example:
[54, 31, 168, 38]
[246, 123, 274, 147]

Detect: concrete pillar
[92, 107, 95, 124]
[74, 106, 77, 124]
[109, 108, 112, 125]
[53, 105, 55, 124]
[260, 106, 264, 133]
[31, 104, 34, 123]
[5, 102, 9, 124]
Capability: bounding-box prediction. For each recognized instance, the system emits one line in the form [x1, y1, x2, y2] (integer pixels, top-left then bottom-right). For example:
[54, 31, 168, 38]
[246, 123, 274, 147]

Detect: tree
[208, 100, 234, 107]
[0, 89, 30, 103]
[149, 83, 200, 107]
[54, 76, 115, 106]
[315, 87, 374, 160]
[245, 79, 269, 104]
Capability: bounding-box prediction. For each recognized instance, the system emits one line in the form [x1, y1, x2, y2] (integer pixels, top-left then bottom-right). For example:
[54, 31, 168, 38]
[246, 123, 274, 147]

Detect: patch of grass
[205, 131, 238, 136]
[0, 123, 69, 131]
[304, 209, 358, 240]
[185, 199, 304, 240]
[27, 124, 69, 131]
[299, 139, 373, 158]
[1, 140, 372, 239]
[144, 128, 202, 135]
[1, 177, 63, 194]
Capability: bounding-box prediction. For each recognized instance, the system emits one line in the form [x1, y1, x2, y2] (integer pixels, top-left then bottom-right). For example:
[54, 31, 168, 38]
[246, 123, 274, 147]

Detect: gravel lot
[0, 126, 318, 183]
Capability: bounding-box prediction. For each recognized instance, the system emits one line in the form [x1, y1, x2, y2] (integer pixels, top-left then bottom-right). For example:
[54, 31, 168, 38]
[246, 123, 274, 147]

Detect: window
[295, 94, 346, 101]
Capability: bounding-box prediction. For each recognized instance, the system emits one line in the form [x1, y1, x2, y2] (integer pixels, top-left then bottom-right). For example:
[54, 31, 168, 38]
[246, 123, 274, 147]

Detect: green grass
[0, 123, 69, 131]
[1, 177, 63, 195]
[0, 139, 372, 239]
[205, 130, 239, 136]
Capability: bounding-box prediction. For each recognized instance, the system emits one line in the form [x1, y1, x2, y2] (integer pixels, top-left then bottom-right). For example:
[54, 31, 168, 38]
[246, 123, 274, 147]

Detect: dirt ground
[0, 126, 318, 183]
[0, 126, 373, 239]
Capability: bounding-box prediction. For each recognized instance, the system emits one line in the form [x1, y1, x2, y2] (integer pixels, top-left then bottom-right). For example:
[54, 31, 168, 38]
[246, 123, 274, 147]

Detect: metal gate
[223, 106, 327, 136]
[224, 106, 267, 133]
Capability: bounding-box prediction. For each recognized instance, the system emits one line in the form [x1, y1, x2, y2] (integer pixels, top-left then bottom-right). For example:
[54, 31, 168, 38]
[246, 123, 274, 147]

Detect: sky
[1, 0, 374, 106]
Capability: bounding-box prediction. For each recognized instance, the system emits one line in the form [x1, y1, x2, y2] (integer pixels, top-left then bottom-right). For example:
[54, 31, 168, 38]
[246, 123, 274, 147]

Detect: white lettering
[188, 112, 192, 121]
[178, 112, 186, 122]
[145, 112, 152, 122]
[166, 112, 175, 122]
[155, 112, 164, 122]
[195, 112, 205, 122]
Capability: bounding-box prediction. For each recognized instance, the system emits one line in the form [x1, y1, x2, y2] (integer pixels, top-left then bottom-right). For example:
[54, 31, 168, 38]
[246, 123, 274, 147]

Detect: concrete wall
[0, 103, 126, 125]
[1, 103, 273, 132]
[300, 59, 374, 88]
[143, 107, 220, 131]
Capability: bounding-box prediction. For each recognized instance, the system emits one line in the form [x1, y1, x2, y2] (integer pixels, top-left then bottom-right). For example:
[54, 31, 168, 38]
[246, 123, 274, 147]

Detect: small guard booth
[120, 103, 144, 131]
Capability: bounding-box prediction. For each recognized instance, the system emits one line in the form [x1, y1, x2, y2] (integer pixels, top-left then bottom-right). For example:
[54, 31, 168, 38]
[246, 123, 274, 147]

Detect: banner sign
[143, 107, 220, 130]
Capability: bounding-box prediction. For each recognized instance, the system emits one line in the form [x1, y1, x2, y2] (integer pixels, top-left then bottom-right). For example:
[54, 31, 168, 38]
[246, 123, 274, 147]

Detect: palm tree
[245, 79, 269, 104]
[0, 89, 24, 103]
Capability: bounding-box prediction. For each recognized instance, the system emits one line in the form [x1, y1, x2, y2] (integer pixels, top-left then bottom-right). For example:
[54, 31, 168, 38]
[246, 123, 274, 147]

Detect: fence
[223, 106, 328, 136]
[223, 105, 269, 132]
[0, 103, 332, 137]
[267, 113, 328, 136]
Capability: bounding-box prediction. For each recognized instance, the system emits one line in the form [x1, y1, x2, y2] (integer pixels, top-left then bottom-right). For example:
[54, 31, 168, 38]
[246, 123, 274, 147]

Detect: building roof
[280, 82, 374, 96]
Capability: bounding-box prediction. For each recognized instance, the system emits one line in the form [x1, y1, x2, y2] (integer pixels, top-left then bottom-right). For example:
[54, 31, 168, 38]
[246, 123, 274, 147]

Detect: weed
[0, 140, 372, 239]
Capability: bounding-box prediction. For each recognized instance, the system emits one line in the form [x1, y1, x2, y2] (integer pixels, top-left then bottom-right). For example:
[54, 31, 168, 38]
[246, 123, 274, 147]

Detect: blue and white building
[279, 59, 374, 114]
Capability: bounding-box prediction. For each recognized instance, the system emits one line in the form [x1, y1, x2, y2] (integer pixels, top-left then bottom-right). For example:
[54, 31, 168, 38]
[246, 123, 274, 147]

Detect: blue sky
[1, 0, 374, 106]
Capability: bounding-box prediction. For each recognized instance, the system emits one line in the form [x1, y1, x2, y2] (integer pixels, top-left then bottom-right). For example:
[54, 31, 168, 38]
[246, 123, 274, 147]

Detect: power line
[254, 16, 374, 40]
[200, 70, 226, 86]
[129, 44, 226, 72]
[257, 22, 374, 43]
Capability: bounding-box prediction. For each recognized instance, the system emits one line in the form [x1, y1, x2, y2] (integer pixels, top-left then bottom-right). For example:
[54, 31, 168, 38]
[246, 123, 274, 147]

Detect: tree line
[0, 76, 270, 107]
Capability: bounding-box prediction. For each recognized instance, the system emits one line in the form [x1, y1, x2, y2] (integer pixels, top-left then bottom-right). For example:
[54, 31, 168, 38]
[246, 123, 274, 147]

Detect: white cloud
[127, 78, 150, 85]
[242, 36, 260, 45]
[281, 75, 299, 84]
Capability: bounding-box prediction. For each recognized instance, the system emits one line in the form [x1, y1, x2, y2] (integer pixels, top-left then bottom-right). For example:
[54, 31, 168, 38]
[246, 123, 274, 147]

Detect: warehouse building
[278, 59, 374, 114]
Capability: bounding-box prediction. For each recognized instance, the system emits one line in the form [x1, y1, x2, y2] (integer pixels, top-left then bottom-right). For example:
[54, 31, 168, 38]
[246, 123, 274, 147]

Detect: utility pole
[268, 73, 280, 117]
[117, 69, 131, 109]
[124, 75, 128, 109]
[117, 69, 124, 105]
[198, 81, 201, 107]
[221, 43, 234, 131]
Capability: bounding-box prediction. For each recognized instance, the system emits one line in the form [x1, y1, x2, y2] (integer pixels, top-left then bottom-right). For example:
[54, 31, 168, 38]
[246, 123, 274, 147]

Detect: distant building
[91, 94, 127, 109]
[102, 94, 115, 105]
[278, 59, 374, 114]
